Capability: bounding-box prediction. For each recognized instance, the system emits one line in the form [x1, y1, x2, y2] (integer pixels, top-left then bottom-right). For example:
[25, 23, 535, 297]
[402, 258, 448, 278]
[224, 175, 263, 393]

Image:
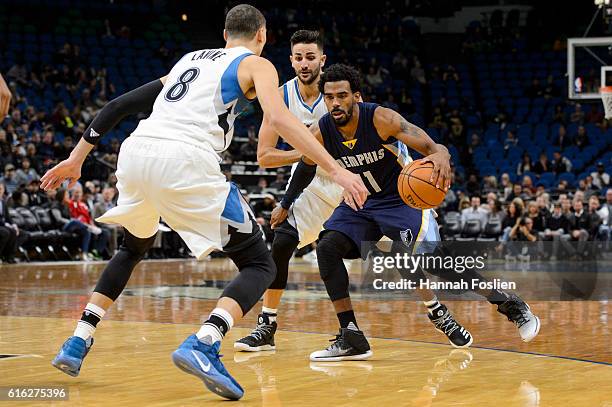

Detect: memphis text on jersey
[336, 148, 385, 169]
[372, 278, 516, 291]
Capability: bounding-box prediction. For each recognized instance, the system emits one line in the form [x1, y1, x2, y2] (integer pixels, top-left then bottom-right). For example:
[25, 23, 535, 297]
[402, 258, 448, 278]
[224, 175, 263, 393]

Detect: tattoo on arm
[398, 116, 423, 139]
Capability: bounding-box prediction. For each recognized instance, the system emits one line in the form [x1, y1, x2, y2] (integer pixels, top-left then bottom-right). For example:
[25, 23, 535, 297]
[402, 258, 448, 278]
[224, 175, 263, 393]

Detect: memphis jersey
[132, 46, 254, 153]
[283, 77, 342, 207]
[318, 102, 413, 200]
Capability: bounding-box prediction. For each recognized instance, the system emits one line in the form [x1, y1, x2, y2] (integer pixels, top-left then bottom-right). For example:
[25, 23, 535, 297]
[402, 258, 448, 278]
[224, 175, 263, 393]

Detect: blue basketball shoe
[172, 335, 244, 400]
[51, 336, 94, 377]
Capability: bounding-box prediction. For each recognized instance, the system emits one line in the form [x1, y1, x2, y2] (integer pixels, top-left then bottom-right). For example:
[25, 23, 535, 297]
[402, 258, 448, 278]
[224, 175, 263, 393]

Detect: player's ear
[320, 53, 327, 66]
[223, 29, 228, 41]
[256, 27, 266, 43]
[354, 91, 363, 102]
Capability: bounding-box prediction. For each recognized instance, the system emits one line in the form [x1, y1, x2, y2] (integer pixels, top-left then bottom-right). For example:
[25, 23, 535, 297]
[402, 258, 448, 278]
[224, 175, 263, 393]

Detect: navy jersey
[318, 102, 412, 200]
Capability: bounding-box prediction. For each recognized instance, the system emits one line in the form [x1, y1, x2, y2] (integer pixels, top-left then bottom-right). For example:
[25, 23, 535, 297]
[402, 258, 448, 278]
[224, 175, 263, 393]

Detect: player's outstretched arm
[0, 74, 11, 117]
[374, 107, 451, 191]
[40, 77, 167, 191]
[246, 56, 367, 209]
[256, 113, 303, 168]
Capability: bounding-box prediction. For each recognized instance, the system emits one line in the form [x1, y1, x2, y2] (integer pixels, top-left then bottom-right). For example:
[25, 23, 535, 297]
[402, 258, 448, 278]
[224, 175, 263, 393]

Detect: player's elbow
[257, 148, 275, 168]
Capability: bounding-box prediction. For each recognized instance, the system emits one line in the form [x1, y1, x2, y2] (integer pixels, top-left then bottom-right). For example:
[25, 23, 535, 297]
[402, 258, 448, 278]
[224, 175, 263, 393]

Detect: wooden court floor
[0, 259, 610, 406]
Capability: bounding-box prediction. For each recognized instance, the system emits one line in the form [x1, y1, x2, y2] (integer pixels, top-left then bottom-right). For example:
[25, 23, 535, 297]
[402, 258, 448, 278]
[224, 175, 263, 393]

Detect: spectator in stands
[410, 58, 426, 85]
[506, 183, 528, 202]
[587, 195, 605, 241]
[269, 169, 287, 190]
[591, 162, 610, 189]
[574, 125, 589, 150]
[570, 103, 585, 124]
[37, 130, 56, 161]
[551, 151, 571, 174]
[0, 164, 19, 194]
[465, 174, 480, 196]
[532, 153, 550, 175]
[0, 183, 18, 263]
[6, 60, 28, 86]
[14, 158, 39, 185]
[458, 194, 470, 211]
[253, 193, 276, 243]
[509, 216, 537, 242]
[69, 188, 110, 259]
[517, 153, 532, 176]
[482, 176, 498, 194]
[543, 75, 559, 99]
[521, 175, 536, 197]
[501, 198, 524, 241]
[365, 65, 384, 88]
[568, 199, 594, 255]
[503, 130, 518, 151]
[553, 125, 571, 149]
[597, 188, 612, 241]
[25, 179, 46, 207]
[552, 104, 567, 124]
[499, 173, 513, 201]
[576, 178, 597, 200]
[239, 130, 258, 161]
[542, 202, 572, 259]
[51, 189, 92, 261]
[461, 195, 488, 229]
[54, 136, 74, 161]
[526, 201, 546, 234]
[440, 187, 458, 212]
[93, 187, 119, 254]
[442, 65, 460, 82]
[25, 143, 41, 174]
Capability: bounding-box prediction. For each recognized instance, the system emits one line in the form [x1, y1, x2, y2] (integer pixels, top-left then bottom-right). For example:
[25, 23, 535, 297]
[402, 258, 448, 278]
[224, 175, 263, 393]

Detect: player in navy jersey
[277, 64, 540, 361]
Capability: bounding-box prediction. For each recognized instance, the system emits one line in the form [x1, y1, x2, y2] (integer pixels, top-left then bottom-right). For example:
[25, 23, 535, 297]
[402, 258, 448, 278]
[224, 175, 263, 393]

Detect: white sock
[196, 308, 234, 344]
[262, 306, 277, 322]
[423, 296, 441, 315]
[74, 303, 106, 340]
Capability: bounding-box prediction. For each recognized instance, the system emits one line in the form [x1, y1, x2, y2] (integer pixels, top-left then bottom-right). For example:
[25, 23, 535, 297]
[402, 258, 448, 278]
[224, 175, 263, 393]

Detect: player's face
[290, 43, 325, 85]
[323, 81, 360, 126]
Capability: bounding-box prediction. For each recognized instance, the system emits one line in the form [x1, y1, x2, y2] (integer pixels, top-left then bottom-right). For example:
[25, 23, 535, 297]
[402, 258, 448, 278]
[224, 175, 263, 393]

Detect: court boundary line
[2, 315, 610, 366]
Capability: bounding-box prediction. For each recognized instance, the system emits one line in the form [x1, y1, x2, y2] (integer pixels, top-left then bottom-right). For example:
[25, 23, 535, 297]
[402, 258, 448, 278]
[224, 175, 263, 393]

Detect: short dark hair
[224, 4, 266, 39]
[290, 30, 323, 50]
[318, 64, 362, 94]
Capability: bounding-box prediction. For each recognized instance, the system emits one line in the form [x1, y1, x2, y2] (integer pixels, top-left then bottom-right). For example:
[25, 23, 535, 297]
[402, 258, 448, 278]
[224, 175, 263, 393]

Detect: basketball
[397, 161, 447, 209]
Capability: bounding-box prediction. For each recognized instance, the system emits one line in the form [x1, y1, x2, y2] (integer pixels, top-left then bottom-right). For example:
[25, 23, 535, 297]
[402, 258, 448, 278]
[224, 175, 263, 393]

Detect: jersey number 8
[164, 68, 200, 102]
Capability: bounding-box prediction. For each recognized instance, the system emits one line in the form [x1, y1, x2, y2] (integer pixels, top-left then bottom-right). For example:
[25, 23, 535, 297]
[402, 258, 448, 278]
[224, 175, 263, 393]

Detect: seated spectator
[597, 188, 612, 241]
[239, 132, 258, 161]
[591, 162, 610, 189]
[93, 187, 120, 254]
[570, 103, 585, 124]
[69, 188, 110, 260]
[551, 151, 572, 174]
[457, 195, 470, 211]
[503, 130, 518, 151]
[552, 104, 567, 124]
[410, 58, 426, 85]
[365, 66, 384, 87]
[15, 157, 39, 186]
[542, 202, 573, 258]
[526, 201, 546, 233]
[460, 196, 488, 236]
[25, 179, 47, 207]
[499, 173, 513, 201]
[482, 176, 498, 194]
[269, 169, 287, 190]
[0, 183, 19, 263]
[465, 174, 480, 196]
[501, 198, 524, 241]
[532, 153, 550, 174]
[1, 164, 21, 194]
[568, 199, 594, 256]
[50, 189, 92, 261]
[506, 183, 529, 202]
[509, 216, 537, 242]
[574, 125, 589, 150]
[553, 125, 572, 149]
[517, 153, 532, 176]
[522, 175, 536, 197]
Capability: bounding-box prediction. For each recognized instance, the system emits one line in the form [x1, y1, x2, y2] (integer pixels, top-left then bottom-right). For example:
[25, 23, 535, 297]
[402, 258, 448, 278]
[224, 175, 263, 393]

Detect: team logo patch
[89, 129, 100, 138]
[400, 228, 414, 246]
[342, 139, 357, 150]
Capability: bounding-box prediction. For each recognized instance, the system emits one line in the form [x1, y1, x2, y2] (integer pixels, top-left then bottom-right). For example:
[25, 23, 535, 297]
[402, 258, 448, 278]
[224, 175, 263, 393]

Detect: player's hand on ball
[270, 205, 288, 229]
[40, 158, 82, 191]
[334, 168, 368, 210]
[418, 152, 451, 191]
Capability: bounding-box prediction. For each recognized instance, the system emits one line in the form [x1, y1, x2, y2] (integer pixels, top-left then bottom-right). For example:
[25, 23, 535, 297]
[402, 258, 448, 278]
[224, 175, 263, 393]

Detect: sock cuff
[85, 303, 106, 318]
[210, 307, 234, 330]
[423, 297, 439, 307]
[262, 306, 278, 315]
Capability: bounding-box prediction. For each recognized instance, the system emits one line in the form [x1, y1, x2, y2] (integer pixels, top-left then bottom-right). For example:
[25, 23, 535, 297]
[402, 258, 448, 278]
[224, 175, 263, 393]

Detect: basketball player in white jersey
[40, 5, 368, 400]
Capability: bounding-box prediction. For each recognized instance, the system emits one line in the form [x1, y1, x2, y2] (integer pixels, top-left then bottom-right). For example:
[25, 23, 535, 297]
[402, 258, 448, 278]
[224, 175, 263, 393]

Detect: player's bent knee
[122, 230, 156, 259]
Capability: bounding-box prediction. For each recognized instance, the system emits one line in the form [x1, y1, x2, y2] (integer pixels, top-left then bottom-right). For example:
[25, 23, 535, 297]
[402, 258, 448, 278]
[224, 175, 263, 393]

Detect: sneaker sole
[233, 342, 276, 352]
[309, 350, 373, 362]
[51, 356, 81, 377]
[172, 349, 244, 400]
[433, 328, 474, 349]
[521, 316, 541, 342]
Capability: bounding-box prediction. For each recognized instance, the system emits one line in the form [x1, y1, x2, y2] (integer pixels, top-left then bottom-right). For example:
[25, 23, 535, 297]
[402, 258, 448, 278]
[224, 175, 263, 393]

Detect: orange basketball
[398, 161, 447, 209]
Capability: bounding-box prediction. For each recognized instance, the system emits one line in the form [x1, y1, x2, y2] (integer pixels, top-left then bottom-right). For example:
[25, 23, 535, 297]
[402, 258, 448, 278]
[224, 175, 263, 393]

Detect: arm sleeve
[83, 79, 164, 145]
[279, 159, 317, 210]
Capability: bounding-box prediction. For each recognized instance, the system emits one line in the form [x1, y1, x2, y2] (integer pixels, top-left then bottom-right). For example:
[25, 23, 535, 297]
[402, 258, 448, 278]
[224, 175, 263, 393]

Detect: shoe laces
[326, 332, 347, 351]
[431, 310, 461, 336]
[249, 323, 273, 341]
[503, 302, 529, 327]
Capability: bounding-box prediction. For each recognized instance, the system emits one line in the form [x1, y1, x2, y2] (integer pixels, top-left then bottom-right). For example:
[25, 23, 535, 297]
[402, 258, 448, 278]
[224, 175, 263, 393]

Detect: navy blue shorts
[322, 196, 440, 259]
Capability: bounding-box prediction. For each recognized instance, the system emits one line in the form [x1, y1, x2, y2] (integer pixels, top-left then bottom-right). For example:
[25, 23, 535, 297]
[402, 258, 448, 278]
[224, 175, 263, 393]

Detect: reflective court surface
[0, 259, 610, 406]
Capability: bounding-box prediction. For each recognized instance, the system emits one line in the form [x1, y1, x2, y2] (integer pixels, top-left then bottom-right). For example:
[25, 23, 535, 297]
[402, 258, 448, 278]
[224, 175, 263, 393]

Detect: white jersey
[283, 77, 342, 208]
[132, 46, 254, 153]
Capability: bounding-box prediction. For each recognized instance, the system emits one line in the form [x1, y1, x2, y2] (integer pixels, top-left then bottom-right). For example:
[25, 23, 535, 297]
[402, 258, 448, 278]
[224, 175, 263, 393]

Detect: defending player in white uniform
[42, 7, 368, 401]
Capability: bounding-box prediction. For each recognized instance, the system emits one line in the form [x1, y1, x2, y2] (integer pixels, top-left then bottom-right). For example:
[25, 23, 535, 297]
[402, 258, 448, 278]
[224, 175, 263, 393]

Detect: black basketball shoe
[234, 313, 277, 352]
[309, 323, 373, 362]
[497, 295, 540, 342]
[428, 304, 473, 348]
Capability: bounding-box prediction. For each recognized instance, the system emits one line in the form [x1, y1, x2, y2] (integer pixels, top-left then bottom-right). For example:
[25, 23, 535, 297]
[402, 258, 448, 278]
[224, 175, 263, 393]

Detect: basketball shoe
[172, 335, 244, 400]
[234, 313, 277, 352]
[51, 336, 94, 377]
[497, 295, 540, 342]
[309, 323, 373, 362]
[428, 304, 473, 348]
